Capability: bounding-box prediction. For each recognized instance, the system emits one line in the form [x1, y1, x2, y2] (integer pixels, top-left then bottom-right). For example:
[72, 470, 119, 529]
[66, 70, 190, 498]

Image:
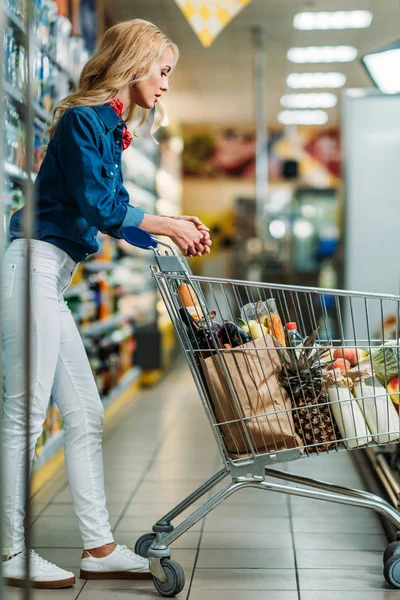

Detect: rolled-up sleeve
[108, 185, 147, 238]
[57, 108, 140, 236]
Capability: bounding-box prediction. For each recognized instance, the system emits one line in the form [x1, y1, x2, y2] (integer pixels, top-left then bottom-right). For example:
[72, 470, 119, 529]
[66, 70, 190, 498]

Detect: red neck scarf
[109, 98, 132, 151]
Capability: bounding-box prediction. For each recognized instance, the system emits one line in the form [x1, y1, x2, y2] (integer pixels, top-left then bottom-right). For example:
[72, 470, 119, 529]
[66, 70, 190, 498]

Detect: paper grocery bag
[202, 336, 301, 456]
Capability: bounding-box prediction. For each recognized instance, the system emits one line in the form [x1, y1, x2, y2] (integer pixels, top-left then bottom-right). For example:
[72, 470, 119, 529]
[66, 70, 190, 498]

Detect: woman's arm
[139, 214, 210, 257]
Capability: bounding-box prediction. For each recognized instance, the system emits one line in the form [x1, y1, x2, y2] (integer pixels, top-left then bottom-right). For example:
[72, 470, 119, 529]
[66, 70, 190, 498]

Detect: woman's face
[131, 46, 174, 109]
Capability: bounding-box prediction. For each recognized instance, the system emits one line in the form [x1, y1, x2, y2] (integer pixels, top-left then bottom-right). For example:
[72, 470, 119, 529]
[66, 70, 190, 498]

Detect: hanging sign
[174, 0, 253, 47]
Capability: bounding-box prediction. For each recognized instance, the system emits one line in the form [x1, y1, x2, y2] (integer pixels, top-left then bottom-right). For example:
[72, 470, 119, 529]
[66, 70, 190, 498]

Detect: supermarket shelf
[4, 161, 37, 184]
[102, 365, 141, 409]
[5, 6, 77, 88]
[4, 81, 51, 125]
[4, 6, 27, 37]
[83, 260, 117, 273]
[64, 282, 89, 300]
[39, 44, 77, 88]
[4, 161, 28, 183]
[33, 101, 50, 124]
[80, 313, 131, 338]
[3, 81, 26, 107]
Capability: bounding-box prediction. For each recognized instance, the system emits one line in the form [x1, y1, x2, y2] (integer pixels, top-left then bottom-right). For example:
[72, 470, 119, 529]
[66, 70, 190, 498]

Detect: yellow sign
[174, 0, 253, 47]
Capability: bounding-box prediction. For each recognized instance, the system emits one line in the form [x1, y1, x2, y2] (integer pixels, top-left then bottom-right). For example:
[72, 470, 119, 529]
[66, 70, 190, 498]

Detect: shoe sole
[5, 576, 76, 589]
[80, 569, 153, 580]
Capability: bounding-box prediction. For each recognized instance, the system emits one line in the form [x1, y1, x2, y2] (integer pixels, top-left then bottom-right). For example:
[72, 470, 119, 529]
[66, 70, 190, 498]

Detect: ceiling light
[363, 42, 400, 94]
[287, 72, 347, 89]
[281, 93, 337, 109]
[293, 11, 373, 31]
[293, 219, 314, 239]
[269, 220, 287, 240]
[288, 46, 358, 63]
[278, 110, 329, 126]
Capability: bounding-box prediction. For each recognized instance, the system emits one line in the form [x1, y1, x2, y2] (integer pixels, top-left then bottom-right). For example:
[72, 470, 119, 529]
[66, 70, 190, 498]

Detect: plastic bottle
[285, 322, 303, 356]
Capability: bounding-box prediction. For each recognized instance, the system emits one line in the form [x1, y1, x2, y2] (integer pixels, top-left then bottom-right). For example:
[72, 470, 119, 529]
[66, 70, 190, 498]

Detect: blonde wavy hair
[46, 19, 179, 139]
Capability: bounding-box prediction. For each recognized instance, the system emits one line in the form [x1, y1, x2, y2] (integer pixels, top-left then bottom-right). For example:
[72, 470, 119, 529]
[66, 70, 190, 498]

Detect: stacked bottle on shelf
[4, 96, 27, 170]
[5, 0, 26, 22]
[3, 26, 26, 94]
[85, 324, 137, 398]
[4, 0, 90, 116]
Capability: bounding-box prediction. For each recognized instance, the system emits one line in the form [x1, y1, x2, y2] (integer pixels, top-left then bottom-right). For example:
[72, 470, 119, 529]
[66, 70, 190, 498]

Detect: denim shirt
[10, 103, 146, 262]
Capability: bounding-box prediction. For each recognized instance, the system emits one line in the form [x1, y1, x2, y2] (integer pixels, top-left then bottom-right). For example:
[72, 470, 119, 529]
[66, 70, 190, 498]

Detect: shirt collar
[92, 103, 123, 131]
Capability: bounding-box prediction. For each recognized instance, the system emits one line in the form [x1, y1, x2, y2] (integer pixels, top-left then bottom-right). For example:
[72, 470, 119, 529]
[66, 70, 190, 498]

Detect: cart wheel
[384, 542, 400, 565]
[384, 555, 400, 588]
[153, 559, 185, 597]
[134, 533, 156, 558]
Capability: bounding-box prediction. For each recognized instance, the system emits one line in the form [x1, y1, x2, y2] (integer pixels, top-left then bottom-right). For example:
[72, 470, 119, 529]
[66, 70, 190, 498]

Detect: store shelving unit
[3, 2, 93, 474]
[2, 2, 183, 478]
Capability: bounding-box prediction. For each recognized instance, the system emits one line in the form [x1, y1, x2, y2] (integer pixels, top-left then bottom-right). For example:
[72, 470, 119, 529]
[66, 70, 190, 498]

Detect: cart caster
[134, 533, 156, 558]
[384, 554, 400, 588]
[384, 542, 400, 565]
[153, 559, 185, 597]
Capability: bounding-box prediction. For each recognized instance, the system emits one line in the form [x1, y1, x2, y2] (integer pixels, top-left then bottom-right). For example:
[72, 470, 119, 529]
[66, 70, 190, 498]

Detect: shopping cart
[122, 225, 400, 597]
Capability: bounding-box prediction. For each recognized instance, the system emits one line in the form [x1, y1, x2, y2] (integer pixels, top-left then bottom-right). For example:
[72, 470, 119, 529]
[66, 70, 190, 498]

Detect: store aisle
[8, 359, 398, 599]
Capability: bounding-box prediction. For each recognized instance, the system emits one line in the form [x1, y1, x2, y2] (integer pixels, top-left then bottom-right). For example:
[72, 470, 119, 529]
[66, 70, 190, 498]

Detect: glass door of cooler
[289, 187, 342, 340]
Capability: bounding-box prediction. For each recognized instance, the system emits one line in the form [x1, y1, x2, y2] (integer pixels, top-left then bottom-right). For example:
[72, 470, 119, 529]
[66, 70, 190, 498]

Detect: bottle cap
[286, 322, 298, 330]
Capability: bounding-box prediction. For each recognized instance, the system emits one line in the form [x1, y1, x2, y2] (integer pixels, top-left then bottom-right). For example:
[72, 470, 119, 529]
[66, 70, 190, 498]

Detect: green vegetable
[371, 340, 400, 383]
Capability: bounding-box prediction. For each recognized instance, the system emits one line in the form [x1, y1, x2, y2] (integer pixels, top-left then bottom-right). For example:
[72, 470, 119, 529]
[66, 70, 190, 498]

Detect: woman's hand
[139, 214, 212, 257]
[169, 218, 211, 257]
[172, 216, 212, 256]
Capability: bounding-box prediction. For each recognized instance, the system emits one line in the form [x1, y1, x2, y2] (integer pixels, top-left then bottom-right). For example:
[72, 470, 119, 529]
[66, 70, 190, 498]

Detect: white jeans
[2, 239, 114, 554]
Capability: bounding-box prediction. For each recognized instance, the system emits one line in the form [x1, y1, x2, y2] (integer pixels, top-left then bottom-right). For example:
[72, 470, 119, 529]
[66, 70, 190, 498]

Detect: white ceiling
[104, 0, 400, 126]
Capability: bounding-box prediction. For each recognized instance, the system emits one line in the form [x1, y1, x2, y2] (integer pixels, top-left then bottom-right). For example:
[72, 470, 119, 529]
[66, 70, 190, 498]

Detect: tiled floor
[7, 359, 398, 599]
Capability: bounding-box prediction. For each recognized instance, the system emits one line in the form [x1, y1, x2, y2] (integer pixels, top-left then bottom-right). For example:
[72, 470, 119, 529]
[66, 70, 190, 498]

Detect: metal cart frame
[122, 226, 400, 597]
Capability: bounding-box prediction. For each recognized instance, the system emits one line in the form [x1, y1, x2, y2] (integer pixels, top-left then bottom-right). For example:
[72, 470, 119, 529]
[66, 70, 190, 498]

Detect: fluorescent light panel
[287, 72, 347, 89]
[294, 11, 373, 31]
[288, 46, 358, 63]
[363, 47, 400, 94]
[281, 93, 337, 109]
[278, 110, 328, 125]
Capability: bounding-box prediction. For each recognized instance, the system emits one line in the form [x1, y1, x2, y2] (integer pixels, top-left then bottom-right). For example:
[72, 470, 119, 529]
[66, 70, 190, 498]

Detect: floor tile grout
[287, 493, 302, 600]
[22, 362, 392, 599]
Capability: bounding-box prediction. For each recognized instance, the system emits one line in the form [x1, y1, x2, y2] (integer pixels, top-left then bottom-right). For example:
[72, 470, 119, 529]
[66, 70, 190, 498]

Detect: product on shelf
[67, 35, 89, 82]
[4, 27, 27, 94]
[34, 120, 46, 172]
[4, 96, 27, 170]
[84, 322, 136, 398]
[3, 181, 24, 244]
[6, 0, 27, 24]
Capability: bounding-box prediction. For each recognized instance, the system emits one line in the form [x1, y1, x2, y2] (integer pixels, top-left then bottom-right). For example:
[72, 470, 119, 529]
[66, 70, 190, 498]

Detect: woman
[2, 19, 211, 589]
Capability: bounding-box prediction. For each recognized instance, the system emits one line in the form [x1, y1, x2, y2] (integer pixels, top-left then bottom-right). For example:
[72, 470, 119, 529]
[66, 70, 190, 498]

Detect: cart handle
[121, 226, 158, 249]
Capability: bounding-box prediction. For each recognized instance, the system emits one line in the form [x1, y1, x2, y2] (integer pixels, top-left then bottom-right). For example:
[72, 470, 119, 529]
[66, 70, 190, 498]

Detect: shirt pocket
[2, 263, 16, 300]
[102, 161, 116, 179]
[102, 161, 118, 197]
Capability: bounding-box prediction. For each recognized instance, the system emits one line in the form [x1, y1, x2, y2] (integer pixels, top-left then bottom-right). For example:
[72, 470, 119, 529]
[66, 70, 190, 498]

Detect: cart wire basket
[122, 225, 400, 597]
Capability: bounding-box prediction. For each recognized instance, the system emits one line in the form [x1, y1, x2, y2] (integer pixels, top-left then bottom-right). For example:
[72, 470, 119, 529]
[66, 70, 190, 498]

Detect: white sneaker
[3, 549, 76, 589]
[80, 544, 151, 580]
